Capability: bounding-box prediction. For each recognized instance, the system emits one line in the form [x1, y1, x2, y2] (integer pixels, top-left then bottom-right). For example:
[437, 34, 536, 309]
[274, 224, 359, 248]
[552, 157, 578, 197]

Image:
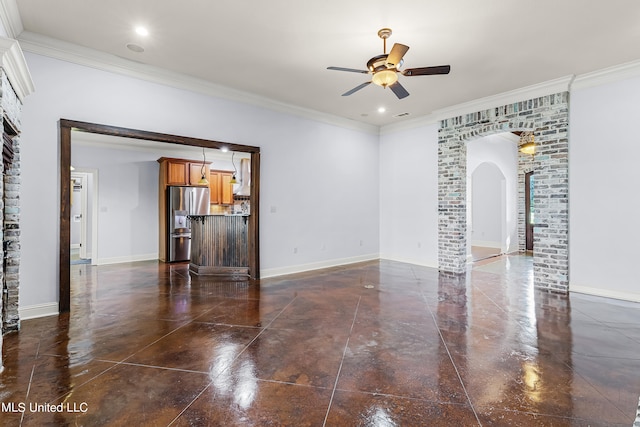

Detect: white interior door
[71, 172, 90, 259]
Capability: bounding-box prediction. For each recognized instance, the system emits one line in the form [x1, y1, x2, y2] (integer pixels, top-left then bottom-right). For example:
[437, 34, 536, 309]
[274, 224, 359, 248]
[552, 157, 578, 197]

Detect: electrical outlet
[293, 247, 298, 254]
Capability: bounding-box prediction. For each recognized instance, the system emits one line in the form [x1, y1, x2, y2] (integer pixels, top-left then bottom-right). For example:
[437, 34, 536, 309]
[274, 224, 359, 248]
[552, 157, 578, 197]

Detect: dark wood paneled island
[188, 214, 249, 277]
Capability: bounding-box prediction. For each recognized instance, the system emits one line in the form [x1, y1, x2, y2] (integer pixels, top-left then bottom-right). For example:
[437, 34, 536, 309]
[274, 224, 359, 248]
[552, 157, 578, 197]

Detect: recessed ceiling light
[135, 26, 149, 37]
[377, 107, 386, 113]
[220, 147, 229, 153]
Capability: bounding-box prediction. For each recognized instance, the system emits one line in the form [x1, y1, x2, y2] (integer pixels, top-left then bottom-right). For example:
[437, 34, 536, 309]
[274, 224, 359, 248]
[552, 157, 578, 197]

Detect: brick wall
[1, 69, 24, 356]
[438, 92, 569, 292]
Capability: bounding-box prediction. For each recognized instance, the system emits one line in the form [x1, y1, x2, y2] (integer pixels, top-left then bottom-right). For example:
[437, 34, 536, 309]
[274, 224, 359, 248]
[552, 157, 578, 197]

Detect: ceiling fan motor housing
[367, 54, 390, 72]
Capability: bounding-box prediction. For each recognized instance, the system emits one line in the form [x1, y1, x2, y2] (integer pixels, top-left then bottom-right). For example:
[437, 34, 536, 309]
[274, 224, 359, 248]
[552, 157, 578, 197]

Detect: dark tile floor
[2, 255, 640, 426]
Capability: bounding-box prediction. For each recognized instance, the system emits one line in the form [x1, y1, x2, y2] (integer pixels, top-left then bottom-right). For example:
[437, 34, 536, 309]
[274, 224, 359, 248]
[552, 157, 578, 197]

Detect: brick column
[437, 131, 467, 274]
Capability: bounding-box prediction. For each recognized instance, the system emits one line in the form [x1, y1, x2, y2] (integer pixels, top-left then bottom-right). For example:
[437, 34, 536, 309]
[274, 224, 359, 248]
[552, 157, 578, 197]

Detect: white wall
[570, 76, 640, 301]
[379, 124, 439, 267]
[19, 52, 380, 310]
[467, 134, 519, 254]
[72, 144, 160, 263]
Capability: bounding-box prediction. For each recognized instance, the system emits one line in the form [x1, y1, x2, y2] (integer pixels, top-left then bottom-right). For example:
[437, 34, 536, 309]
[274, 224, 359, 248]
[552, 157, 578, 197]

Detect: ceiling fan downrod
[378, 28, 392, 54]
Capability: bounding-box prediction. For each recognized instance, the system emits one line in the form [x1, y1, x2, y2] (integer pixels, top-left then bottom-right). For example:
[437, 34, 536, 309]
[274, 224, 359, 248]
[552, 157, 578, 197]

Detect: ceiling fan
[327, 28, 451, 99]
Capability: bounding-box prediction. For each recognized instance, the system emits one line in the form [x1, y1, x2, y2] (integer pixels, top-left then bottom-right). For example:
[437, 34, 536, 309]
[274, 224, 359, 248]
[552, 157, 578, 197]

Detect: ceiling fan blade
[342, 81, 372, 96]
[402, 65, 451, 76]
[327, 66, 370, 74]
[389, 81, 409, 99]
[386, 43, 409, 68]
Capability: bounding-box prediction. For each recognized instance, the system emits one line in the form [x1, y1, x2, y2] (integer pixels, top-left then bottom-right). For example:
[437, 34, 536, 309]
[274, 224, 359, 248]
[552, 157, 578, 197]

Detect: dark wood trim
[525, 171, 534, 252]
[249, 152, 260, 279]
[59, 119, 261, 312]
[59, 122, 72, 312]
[60, 119, 260, 153]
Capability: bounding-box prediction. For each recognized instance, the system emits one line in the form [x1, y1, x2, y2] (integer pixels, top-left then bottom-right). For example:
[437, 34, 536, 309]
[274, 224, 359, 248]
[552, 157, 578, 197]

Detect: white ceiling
[8, 0, 640, 127]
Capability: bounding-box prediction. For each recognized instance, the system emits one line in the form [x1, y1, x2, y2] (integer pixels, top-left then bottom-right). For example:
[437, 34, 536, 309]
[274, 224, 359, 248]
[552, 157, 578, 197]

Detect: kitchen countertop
[188, 214, 250, 217]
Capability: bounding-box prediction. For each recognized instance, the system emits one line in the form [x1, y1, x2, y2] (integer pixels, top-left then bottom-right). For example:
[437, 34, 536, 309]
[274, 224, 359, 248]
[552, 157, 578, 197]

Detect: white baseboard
[19, 302, 58, 320]
[96, 253, 157, 265]
[471, 240, 502, 249]
[379, 255, 438, 269]
[570, 284, 640, 303]
[260, 253, 379, 278]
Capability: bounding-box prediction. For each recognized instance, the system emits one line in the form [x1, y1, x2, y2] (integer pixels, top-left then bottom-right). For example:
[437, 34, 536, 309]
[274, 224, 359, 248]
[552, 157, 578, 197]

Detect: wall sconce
[519, 131, 536, 155]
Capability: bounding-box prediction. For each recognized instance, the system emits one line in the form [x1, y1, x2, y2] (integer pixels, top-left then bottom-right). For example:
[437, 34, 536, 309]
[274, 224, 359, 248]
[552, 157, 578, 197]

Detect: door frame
[59, 119, 261, 313]
[525, 171, 534, 251]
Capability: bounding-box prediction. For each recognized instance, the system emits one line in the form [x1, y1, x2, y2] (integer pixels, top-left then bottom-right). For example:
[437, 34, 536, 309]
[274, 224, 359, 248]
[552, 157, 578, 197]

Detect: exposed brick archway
[438, 93, 569, 292]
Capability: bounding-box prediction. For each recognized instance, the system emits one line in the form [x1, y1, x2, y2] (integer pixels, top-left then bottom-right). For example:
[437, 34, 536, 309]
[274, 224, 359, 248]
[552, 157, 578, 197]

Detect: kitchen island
[188, 214, 249, 277]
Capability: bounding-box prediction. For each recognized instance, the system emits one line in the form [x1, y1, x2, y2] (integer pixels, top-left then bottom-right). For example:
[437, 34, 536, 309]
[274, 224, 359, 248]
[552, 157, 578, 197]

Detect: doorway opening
[70, 170, 96, 265]
[466, 133, 519, 263]
[59, 119, 261, 313]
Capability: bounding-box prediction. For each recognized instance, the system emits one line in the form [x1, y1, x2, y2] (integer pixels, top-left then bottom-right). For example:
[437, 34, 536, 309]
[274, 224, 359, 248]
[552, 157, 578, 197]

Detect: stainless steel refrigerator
[167, 186, 210, 262]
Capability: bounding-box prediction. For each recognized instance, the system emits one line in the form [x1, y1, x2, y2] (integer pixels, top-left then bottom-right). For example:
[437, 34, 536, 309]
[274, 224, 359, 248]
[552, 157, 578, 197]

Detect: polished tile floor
[2, 255, 640, 426]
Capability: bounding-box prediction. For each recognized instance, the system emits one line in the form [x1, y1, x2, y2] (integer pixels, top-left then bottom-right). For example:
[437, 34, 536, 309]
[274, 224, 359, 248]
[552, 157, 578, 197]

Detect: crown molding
[572, 59, 640, 90]
[0, 0, 22, 39]
[17, 31, 379, 135]
[0, 36, 35, 101]
[378, 113, 439, 135]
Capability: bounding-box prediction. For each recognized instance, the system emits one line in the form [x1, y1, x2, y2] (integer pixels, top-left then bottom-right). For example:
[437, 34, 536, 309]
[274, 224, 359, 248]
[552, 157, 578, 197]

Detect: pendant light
[198, 147, 209, 185]
[519, 131, 536, 155]
[230, 152, 238, 184]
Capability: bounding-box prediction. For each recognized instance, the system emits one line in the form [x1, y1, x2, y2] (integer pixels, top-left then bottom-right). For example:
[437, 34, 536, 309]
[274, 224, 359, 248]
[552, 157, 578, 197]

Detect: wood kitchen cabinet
[166, 161, 187, 185]
[209, 170, 234, 205]
[189, 163, 210, 185]
[158, 157, 210, 186]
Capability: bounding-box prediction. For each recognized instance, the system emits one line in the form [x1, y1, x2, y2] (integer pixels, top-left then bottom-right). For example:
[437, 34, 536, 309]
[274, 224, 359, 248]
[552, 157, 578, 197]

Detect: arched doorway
[466, 133, 520, 262]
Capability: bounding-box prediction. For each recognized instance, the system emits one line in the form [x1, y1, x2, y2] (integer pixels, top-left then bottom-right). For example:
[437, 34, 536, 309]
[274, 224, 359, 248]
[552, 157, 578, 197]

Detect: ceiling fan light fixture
[372, 69, 398, 88]
[327, 28, 450, 99]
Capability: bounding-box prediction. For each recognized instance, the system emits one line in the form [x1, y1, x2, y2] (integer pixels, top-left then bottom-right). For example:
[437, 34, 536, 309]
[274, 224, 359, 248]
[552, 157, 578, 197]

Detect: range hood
[235, 158, 251, 196]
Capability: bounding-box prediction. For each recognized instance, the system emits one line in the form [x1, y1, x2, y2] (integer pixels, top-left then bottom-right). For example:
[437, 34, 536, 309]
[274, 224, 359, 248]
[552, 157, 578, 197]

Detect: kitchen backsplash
[209, 201, 250, 215]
